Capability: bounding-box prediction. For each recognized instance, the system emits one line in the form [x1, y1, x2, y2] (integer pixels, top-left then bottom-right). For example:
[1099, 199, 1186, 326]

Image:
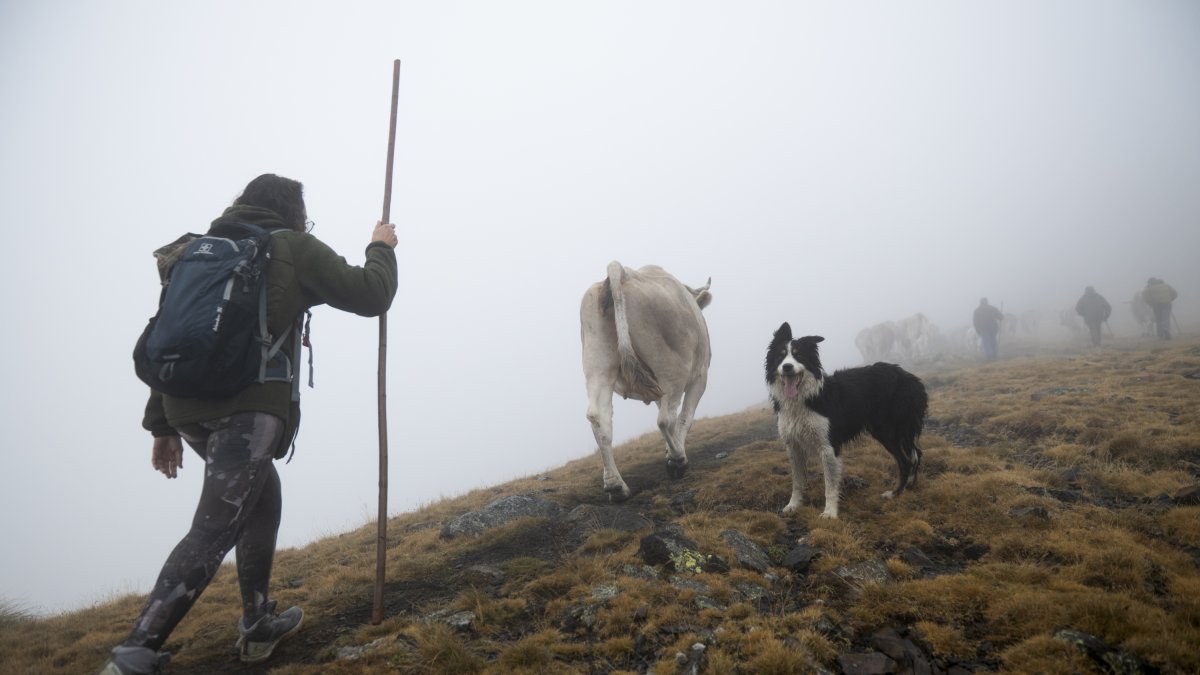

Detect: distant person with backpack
[973, 297, 1004, 361]
[1075, 286, 1112, 347]
[100, 174, 398, 675]
[1142, 277, 1178, 340]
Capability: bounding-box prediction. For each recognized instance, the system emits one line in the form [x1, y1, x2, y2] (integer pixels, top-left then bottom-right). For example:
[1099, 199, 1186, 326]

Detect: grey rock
[833, 559, 894, 587]
[732, 580, 768, 602]
[669, 576, 710, 594]
[567, 504, 652, 532]
[871, 627, 934, 675]
[426, 608, 476, 631]
[676, 643, 708, 675]
[335, 637, 388, 661]
[838, 652, 898, 675]
[782, 543, 821, 573]
[620, 563, 660, 580]
[462, 564, 504, 587]
[1054, 629, 1160, 675]
[638, 527, 699, 566]
[670, 490, 698, 514]
[720, 529, 772, 573]
[440, 494, 566, 539]
[901, 547, 934, 569]
[695, 595, 726, 611]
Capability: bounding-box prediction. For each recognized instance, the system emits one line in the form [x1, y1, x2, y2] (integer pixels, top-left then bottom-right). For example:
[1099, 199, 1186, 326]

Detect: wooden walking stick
[372, 58, 401, 626]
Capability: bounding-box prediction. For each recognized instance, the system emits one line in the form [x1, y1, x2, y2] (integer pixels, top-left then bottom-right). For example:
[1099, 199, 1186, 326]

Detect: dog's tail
[607, 261, 662, 400]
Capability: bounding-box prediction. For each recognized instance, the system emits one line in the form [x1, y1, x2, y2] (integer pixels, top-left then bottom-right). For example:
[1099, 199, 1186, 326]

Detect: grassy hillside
[5, 337, 1200, 674]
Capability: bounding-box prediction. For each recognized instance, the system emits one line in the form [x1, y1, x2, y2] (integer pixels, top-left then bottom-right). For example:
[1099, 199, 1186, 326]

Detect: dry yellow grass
[5, 336, 1199, 673]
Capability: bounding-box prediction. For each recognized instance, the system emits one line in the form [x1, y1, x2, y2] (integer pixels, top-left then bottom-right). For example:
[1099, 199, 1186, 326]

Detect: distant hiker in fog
[1075, 286, 1112, 347]
[973, 298, 1004, 361]
[1143, 277, 1178, 340]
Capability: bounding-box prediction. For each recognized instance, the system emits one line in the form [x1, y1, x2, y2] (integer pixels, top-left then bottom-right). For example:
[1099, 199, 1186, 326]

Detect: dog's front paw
[881, 490, 895, 500]
[781, 500, 802, 515]
[818, 510, 838, 519]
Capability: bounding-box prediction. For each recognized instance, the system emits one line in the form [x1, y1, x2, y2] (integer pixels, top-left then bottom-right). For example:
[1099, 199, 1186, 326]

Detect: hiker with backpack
[1142, 277, 1178, 340]
[1075, 286, 1112, 347]
[101, 174, 398, 675]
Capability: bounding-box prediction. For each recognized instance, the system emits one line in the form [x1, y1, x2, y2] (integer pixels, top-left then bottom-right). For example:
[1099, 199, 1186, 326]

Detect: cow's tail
[607, 261, 662, 399]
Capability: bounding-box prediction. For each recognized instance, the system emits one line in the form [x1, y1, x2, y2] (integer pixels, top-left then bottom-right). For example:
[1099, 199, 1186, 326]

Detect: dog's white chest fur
[776, 399, 830, 450]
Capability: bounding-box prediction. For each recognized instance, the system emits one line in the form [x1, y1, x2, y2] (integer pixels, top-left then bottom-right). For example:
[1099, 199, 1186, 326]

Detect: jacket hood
[211, 204, 294, 232]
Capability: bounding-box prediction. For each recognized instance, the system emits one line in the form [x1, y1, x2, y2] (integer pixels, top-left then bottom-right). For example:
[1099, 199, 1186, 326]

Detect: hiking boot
[96, 646, 170, 675]
[235, 600, 304, 663]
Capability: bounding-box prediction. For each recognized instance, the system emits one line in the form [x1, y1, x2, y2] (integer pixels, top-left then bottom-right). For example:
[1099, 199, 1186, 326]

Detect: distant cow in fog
[894, 313, 937, 362]
[856, 322, 896, 363]
[857, 314, 937, 364]
[580, 262, 712, 501]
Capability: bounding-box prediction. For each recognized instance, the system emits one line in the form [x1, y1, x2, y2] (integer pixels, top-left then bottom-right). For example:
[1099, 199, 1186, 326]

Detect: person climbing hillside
[100, 174, 398, 675]
[973, 298, 1004, 361]
[1142, 277, 1178, 340]
[1075, 286, 1112, 347]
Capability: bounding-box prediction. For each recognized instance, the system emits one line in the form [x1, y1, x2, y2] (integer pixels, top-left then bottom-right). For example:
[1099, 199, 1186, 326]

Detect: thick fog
[1, 1, 1197, 615]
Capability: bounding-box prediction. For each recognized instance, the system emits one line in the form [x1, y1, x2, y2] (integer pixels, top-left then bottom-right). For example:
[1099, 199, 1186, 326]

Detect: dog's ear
[801, 335, 825, 345]
[773, 322, 792, 342]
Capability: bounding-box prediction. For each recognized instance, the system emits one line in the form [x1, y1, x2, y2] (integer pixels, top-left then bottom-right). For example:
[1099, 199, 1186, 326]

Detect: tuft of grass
[389, 622, 485, 674]
[451, 588, 527, 635]
[1000, 634, 1102, 674]
[913, 620, 975, 662]
[1160, 506, 1200, 544]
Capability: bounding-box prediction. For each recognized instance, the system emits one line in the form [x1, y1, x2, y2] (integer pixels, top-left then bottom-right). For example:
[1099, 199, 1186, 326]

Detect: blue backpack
[133, 222, 300, 399]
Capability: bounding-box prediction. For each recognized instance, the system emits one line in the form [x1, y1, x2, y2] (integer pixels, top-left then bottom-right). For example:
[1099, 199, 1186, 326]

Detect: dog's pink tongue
[783, 374, 800, 398]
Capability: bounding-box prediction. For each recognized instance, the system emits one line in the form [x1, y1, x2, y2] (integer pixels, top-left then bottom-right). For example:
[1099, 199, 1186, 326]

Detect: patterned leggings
[124, 412, 283, 651]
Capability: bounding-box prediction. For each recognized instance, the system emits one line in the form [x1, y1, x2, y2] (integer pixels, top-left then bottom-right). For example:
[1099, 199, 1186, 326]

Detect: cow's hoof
[666, 459, 688, 479]
[606, 486, 631, 503]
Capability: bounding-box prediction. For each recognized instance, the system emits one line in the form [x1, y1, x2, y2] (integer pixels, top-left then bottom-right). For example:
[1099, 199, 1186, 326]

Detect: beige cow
[580, 262, 712, 501]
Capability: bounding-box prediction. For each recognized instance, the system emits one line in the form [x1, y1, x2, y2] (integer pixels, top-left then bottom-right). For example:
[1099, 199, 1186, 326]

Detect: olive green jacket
[142, 205, 398, 445]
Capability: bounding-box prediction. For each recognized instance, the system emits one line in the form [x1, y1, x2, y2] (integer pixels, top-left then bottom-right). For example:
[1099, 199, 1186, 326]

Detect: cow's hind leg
[665, 374, 708, 479]
[657, 391, 688, 479]
[586, 380, 630, 501]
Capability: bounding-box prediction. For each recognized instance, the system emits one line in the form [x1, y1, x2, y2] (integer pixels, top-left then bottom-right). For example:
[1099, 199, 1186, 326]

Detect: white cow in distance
[893, 313, 937, 362]
[856, 313, 938, 364]
[855, 322, 896, 363]
[580, 262, 712, 501]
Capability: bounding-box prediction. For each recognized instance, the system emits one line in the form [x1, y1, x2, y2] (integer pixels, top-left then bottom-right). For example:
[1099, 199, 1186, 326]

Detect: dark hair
[233, 174, 307, 232]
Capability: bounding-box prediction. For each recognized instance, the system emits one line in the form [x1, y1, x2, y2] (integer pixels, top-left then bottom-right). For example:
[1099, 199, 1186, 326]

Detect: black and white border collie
[765, 322, 928, 519]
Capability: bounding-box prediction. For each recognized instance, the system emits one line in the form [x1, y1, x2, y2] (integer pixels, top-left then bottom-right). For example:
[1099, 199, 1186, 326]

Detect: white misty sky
[1, 1, 1197, 615]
